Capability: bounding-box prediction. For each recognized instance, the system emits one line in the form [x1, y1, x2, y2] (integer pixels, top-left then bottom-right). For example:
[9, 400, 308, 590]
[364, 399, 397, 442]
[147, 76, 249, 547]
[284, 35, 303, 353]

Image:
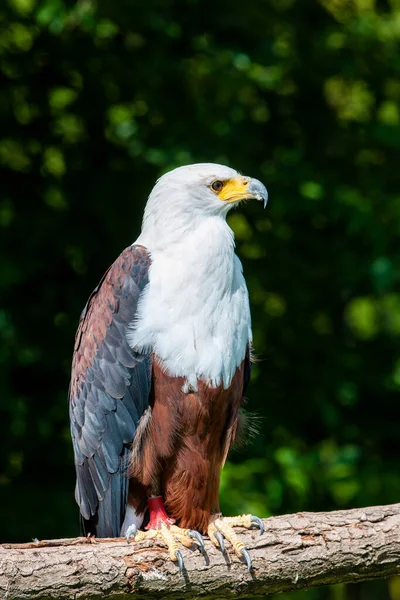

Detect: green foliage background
[1, 0, 399, 598]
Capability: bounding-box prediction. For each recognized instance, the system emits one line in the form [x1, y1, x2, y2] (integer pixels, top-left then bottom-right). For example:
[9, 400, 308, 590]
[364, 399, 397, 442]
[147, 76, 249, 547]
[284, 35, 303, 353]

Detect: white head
[137, 163, 268, 248]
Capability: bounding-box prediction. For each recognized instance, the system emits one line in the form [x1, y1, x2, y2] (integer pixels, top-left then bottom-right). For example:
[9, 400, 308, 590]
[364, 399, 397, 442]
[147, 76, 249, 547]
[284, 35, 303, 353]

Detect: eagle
[69, 163, 268, 570]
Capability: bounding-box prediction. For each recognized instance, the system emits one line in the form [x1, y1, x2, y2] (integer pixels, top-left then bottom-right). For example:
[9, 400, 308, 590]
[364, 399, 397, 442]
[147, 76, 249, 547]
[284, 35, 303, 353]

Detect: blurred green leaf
[42, 146, 65, 176]
[49, 87, 77, 111]
[345, 297, 378, 340]
[8, 0, 36, 15]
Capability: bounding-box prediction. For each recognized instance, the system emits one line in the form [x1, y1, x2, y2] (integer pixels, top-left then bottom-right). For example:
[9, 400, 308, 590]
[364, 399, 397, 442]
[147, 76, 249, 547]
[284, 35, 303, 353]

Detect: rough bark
[1, 503, 400, 600]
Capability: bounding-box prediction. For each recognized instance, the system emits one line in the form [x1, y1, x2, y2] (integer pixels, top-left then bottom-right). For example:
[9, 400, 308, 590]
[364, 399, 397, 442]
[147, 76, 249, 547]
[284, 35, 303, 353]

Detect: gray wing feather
[69, 245, 152, 537]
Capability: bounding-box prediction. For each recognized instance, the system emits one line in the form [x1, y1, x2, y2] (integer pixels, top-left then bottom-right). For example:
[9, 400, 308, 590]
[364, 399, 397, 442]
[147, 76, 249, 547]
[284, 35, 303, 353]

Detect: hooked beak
[246, 178, 268, 208]
[217, 176, 268, 208]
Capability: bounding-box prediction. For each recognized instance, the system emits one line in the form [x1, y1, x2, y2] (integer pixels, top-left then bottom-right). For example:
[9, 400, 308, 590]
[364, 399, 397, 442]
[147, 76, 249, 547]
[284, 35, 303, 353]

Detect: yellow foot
[126, 523, 204, 571]
[208, 514, 264, 571]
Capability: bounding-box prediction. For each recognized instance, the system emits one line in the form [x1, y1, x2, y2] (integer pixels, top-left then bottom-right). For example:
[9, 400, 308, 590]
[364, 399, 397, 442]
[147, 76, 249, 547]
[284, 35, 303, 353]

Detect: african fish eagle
[69, 163, 268, 570]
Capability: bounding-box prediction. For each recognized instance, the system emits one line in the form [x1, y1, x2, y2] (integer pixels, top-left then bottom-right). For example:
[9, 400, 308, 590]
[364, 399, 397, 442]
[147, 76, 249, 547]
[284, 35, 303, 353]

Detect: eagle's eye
[211, 180, 224, 192]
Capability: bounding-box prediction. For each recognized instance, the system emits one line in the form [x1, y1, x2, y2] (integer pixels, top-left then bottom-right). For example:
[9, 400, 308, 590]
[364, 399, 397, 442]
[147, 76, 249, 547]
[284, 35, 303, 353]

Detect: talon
[250, 515, 264, 535]
[188, 529, 205, 551]
[240, 547, 252, 571]
[175, 550, 184, 572]
[125, 524, 138, 542]
[215, 531, 225, 552]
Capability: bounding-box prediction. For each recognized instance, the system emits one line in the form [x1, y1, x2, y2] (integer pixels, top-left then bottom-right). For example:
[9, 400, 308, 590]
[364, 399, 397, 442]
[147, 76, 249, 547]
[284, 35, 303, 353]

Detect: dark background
[1, 0, 399, 598]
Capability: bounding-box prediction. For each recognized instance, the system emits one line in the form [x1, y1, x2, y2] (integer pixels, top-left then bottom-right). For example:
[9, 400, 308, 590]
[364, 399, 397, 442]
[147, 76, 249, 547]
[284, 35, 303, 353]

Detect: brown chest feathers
[129, 357, 245, 533]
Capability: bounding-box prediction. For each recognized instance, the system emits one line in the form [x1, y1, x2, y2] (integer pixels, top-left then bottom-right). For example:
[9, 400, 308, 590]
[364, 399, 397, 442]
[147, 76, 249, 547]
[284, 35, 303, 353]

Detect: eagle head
[138, 163, 268, 248]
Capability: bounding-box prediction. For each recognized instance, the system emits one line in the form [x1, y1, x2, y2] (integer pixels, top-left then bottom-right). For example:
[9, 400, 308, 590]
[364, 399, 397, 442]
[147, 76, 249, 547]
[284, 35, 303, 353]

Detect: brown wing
[69, 244, 152, 537]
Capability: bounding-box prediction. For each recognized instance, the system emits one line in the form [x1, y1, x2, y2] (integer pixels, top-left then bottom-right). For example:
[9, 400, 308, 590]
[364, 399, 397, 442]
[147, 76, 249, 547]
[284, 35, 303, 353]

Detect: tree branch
[1, 503, 400, 600]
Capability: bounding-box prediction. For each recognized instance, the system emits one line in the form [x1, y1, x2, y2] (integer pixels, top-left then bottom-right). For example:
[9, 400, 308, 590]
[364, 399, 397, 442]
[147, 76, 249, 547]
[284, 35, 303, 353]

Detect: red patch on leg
[146, 496, 175, 530]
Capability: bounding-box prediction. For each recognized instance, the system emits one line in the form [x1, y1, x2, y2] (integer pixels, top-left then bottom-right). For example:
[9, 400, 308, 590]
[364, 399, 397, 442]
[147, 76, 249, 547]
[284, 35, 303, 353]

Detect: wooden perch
[1, 503, 400, 600]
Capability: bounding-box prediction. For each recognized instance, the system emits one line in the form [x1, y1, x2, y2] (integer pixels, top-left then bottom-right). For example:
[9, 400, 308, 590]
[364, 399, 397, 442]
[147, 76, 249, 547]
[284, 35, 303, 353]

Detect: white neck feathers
[130, 216, 252, 390]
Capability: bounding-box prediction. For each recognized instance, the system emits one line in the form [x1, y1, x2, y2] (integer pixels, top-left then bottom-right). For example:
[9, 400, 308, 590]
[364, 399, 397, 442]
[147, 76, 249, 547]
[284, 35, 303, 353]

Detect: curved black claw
[240, 548, 252, 571]
[214, 531, 225, 552]
[250, 515, 264, 535]
[125, 524, 138, 542]
[175, 550, 184, 572]
[188, 529, 205, 551]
